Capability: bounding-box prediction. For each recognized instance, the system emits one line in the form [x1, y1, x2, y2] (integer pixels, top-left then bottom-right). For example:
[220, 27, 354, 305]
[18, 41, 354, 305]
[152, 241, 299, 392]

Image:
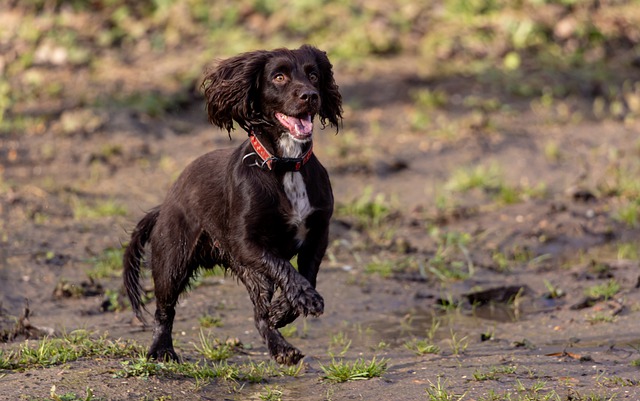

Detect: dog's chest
[282, 172, 312, 244]
[278, 135, 313, 244]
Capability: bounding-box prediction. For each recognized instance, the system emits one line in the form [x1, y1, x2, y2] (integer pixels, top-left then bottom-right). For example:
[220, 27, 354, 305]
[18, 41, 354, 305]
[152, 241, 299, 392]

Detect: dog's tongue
[276, 113, 313, 138]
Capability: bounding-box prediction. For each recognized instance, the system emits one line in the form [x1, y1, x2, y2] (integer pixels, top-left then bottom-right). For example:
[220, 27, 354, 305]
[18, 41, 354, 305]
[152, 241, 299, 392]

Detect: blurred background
[2, 0, 640, 134]
[2, 1, 640, 398]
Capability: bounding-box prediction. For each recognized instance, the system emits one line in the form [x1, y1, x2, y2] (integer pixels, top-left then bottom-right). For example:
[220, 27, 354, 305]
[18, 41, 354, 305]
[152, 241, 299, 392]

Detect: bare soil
[2, 29, 640, 401]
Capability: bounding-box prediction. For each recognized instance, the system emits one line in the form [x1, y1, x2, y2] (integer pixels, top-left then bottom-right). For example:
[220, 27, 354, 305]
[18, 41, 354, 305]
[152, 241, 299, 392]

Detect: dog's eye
[308, 72, 318, 82]
[273, 74, 286, 83]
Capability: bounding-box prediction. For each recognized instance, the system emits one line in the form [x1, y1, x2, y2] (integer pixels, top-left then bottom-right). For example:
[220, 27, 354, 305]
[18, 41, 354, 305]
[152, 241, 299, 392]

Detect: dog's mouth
[275, 112, 313, 140]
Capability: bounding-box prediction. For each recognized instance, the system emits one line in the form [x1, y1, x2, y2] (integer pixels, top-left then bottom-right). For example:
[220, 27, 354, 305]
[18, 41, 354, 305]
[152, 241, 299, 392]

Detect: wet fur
[123, 45, 342, 365]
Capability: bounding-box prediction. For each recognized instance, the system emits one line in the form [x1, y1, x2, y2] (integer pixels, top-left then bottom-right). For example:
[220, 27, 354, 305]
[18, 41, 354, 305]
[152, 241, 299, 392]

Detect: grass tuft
[425, 377, 466, 401]
[0, 330, 142, 371]
[585, 280, 620, 301]
[404, 338, 440, 356]
[116, 358, 303, 383]
[335, 186, 393, 229]
[71, 197, 127, 220]
[320, 356, 388, 383]
[87, 247, 124, 279]
[194, 331, 241, 361]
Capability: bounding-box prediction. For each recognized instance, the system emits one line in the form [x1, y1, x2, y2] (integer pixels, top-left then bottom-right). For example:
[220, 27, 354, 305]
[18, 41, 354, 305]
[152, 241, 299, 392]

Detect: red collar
[248, 134, 313, 172]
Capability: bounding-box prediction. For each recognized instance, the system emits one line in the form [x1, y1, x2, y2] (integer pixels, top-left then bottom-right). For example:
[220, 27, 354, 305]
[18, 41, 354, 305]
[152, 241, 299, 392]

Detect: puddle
[363, 291, 563, 347]
[472, 302, 520, 322]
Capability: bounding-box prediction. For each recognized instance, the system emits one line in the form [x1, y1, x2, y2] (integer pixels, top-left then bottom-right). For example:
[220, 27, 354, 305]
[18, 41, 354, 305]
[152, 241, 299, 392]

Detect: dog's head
[202, 45, 342, 141]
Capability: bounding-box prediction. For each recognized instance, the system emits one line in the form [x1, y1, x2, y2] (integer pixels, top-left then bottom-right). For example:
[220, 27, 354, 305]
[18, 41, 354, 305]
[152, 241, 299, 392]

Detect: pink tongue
[277, 113, 313, 137]
[293, 115, 313, 135]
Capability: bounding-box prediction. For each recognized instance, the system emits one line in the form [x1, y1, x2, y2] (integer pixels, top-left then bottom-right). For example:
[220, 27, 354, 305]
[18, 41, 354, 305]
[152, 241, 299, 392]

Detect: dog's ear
[302, 45, 343, 132]
[202, 51, 270, 134]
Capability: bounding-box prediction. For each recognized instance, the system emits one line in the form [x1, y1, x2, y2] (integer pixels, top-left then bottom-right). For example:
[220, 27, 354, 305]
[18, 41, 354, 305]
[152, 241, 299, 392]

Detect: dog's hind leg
[147, 213, 201, 361]
[237, 269, 304, 365]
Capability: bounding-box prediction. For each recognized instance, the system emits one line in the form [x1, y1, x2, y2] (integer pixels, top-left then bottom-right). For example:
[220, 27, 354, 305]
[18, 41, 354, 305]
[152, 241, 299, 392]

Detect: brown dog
[123, 45, 342, 365]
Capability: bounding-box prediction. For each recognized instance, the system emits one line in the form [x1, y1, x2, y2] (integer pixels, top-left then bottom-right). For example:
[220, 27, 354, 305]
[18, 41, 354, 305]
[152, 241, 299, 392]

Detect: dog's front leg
[236, 269, 305, 365]
[258, 252, 324, 319]
[269, 219, 329, 329]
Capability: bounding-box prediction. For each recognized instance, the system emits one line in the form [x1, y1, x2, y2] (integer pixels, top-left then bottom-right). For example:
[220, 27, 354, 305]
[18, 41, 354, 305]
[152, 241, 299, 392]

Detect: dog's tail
[123, 207, 160, 326]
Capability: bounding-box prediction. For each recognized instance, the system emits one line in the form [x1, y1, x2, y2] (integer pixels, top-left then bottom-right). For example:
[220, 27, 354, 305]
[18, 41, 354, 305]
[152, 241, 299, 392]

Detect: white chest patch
[279, 134, 313, 244]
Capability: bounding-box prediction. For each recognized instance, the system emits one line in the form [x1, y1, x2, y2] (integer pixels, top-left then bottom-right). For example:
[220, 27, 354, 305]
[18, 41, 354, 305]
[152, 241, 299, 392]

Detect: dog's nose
[299, 90, 319, 103]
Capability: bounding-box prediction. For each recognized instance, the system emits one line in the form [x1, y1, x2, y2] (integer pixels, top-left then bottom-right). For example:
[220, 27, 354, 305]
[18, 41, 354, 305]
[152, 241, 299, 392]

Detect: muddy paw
[273, 345, 304, 366]
[147, 347, 180, 362]
[289, 287, 324, 317]
[269, 296, 300, 328]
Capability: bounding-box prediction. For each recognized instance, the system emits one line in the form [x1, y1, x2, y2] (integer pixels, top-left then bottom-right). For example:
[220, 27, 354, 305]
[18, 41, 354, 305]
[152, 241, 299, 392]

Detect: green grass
[428, 260, 472, 282]
[491, 246, 538, 272]
[477, 379, 568, 401]
[435, 293, 462, 314]
[335, 186, 392, 229]
[543, 279, 564, 299]
[71, 197, 127, 220]
[596, 372, 637, 388]
[601, 164, 640, 200]
[364, 258, 395, 277]
[425, 377, 466, 401]
[426, 229, 474, 282]
[198, 314, 223, 328]
[87, 247, 124, 279]
[328, 331, 352, 357]
[49, 386, 96, 401]
[613, 201, 639, 227]
[108, 89, 190, 117]
[445, 164, 546, 205]
[571, 394, 617, 401]
[116, 357, 303, 383]
[479, 388, 616, 401]
[259, 386, 284, 401]
[491, 251, 511, 272]
[320, 356, 388, 383]
[116, 357, 165, 378]
[412, 88, 449, 110]
[617, 242, 639, 260]
[404, 338, 440, 356]
[543, 140, 563, 163]
[446, 164, 502, 193]
[190, 265, 227, 289]
[102, 288, 126, 312]
[278, 323, 298, 338]
[585, 280, 620, 301]
[410, 88, 450, 131]
[473, 365, 517, 381]
[194, 331, 241, 361]
[0, 330, 142, 370]
[448, 329, 469, 356]
[586, 312, 616, 325]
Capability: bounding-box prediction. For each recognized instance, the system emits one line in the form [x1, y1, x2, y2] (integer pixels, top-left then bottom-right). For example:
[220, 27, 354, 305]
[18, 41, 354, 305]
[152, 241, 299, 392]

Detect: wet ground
[2, 37, 640, 401]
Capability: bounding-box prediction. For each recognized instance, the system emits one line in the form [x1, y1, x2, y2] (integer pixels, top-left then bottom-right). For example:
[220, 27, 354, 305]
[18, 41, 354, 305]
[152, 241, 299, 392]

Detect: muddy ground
[2, 12, 640, 401]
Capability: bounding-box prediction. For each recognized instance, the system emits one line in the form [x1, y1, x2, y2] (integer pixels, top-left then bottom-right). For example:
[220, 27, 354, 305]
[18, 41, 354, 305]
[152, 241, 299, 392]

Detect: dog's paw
[272, 345, 304, 366]
[269, 296, 299, 328]
[147, 347, 180, 362]
[289, 287, 324, 317]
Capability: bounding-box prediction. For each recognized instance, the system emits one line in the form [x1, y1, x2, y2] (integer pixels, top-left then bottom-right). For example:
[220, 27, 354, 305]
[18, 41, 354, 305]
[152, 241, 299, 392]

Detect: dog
[123, 45, 342, 365]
